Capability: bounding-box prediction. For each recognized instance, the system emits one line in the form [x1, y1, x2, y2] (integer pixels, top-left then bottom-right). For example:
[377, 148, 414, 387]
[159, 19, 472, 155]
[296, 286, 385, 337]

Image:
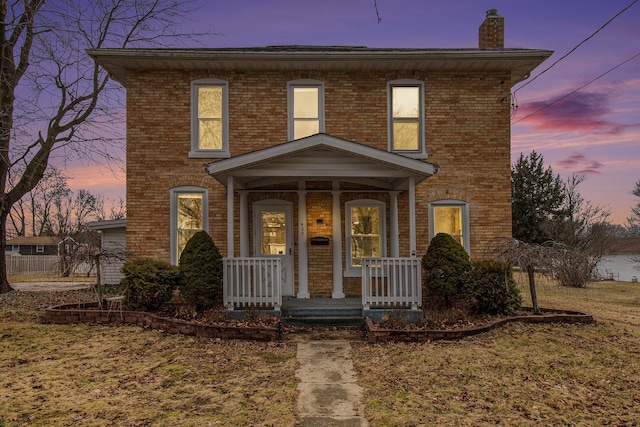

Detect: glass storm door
[253, 201, 294, 296]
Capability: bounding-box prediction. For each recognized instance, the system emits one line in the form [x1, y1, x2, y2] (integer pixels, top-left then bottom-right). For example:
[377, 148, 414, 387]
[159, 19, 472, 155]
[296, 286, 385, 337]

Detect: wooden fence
[5, 255, 94, 276]
[6, 255, 60, 275]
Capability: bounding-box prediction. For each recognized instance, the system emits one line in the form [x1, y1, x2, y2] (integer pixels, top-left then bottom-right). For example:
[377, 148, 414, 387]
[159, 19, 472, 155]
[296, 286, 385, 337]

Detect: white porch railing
[223, 258, 282, 311]
[361, 257, 422, 310]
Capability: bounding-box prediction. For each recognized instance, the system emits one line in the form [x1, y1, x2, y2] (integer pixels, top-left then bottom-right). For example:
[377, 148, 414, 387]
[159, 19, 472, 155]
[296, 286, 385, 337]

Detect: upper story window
[288, 79, 324, 140]
[170, 186, 209, 265]
[429, 200, 470, 254]
[388, 79, 426, 158]
[190, 79, 229, 158]
[346, 200, 386, 270]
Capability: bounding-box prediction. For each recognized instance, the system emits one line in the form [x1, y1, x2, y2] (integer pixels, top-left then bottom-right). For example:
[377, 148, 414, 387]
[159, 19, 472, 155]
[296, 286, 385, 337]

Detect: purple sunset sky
[72, 0, 640, 224]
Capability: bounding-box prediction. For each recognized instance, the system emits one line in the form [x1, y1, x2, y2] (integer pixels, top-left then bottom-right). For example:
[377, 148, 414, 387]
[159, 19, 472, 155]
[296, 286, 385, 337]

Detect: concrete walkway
[296, 340, 369, 426]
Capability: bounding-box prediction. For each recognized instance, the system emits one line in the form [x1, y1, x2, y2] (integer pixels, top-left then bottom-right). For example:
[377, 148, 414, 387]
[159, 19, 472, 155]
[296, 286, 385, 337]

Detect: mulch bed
[1, 289, 594, 342]
[365, 307, 594, 342]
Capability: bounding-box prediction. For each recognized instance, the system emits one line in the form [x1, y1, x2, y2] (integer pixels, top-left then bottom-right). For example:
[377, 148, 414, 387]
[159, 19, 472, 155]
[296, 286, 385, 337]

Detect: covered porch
[206, 134, 436, 314]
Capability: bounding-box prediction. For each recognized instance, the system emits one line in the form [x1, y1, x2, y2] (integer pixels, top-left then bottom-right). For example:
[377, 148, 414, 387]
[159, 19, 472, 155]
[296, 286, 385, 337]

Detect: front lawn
[0, 310, 297, 426]
[352, 278, 640, 426]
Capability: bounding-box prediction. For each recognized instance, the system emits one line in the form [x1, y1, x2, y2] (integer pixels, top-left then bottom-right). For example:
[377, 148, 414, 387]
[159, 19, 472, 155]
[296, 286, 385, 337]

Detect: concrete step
[281, 315, 365, 327]
[282, 307, 362, 317]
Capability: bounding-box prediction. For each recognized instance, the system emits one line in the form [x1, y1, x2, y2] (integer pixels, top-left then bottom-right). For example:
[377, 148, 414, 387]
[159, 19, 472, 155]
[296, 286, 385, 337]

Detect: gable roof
[6, 236, 60, 246]
[87, 219, 127, 230]
[87, 45, 553, 86]
[206, 133, 436, 190]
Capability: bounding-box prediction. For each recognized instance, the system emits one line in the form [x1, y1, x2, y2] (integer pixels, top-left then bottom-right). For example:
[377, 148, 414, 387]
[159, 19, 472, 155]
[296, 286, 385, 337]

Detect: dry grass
[0, 310, 297, 426]
[8, 274, 95, 283]
[352, 278, 640, 426]
[3, 278, 640, 426]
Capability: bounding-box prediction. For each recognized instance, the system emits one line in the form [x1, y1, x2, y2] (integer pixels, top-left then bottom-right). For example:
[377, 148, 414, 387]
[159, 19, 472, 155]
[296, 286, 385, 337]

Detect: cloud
[556, 152, 604, 175]
[516, 91, 625, 134]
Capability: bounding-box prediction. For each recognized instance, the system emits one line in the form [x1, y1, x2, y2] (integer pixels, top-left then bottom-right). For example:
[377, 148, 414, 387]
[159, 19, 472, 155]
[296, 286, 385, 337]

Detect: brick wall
[126, 67, 512, 294]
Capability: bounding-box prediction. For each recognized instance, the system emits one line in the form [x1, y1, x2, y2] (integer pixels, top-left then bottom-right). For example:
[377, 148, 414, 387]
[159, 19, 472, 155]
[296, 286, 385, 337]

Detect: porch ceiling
[206, 134, 436, 190]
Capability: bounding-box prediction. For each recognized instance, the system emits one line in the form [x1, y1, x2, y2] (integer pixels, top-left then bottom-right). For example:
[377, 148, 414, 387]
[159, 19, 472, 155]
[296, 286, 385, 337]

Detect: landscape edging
[365, 308, 594, 343]
[43, 302, 281, 342]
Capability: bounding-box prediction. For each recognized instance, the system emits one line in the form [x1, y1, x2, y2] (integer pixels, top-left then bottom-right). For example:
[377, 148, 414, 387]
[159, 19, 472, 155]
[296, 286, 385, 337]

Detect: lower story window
[171, 186, 208, 264]
[346, 200, 386, 269]
[429, 201, 470, 253]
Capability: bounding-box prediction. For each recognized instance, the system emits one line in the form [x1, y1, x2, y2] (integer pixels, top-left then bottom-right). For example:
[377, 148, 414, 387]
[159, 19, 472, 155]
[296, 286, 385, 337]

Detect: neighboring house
[89, 11, 552, 308]
[597, 237, 640, 282]
[88, 219, 127, 286]
[6, 236, 61, 256]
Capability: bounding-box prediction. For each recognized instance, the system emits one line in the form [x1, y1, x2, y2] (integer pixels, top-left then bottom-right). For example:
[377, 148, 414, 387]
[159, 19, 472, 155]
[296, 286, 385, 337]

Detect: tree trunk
[526, 264, 540, 314]
[0, 209, 14, 293]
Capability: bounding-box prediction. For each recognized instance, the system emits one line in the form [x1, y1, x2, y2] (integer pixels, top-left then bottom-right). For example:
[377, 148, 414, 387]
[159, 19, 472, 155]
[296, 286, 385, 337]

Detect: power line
[513, 0, 638, 95]
[512, 51, 640, 124]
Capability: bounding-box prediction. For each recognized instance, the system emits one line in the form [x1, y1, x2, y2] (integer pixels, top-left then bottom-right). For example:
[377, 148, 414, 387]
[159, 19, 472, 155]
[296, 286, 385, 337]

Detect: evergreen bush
[121, 258, 180, 311]
[466, 260, 522, 315]
[422, 233, 472, 307]
[178, 231, 223, 311]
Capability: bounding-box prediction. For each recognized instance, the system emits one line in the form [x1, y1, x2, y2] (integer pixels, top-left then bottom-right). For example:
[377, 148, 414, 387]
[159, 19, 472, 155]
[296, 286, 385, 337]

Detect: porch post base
[332, 292, 345, 299]
[296, 292, 310, 299]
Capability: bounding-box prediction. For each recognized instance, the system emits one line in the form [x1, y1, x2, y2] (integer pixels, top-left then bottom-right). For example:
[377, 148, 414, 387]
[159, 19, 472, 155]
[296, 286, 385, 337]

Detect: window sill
[188, 150, 231, 159]
[343, 269, 362, 278]
[391, 151, 428, 160]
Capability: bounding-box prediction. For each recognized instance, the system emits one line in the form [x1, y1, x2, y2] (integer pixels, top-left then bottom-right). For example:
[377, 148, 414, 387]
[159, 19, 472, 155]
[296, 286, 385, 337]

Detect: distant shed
[88, 219, 126, 286]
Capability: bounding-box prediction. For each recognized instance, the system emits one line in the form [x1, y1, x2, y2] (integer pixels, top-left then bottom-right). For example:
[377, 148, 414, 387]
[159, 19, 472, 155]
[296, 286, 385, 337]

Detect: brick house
[89, 10, 551, 312]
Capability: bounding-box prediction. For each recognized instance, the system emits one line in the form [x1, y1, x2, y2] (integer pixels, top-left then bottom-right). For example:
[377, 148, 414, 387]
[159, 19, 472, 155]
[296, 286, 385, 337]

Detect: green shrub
[466, 260, 522, 315]
[178, 231, 223, 311]
[121, 258, 180, 311]
[422, 233, 472, 307]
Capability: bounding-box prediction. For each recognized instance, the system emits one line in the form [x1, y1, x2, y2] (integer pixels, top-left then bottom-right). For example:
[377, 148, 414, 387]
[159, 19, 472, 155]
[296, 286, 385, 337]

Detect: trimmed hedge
[121, 258, 180, 311]
[466, 260, 522, 315]
[178, 231, 223, 311]
[422, 233, 472, 307]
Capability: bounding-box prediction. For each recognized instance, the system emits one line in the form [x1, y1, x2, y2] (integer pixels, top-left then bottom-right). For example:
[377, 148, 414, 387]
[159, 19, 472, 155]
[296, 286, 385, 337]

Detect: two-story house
[89, 10, 552, 311]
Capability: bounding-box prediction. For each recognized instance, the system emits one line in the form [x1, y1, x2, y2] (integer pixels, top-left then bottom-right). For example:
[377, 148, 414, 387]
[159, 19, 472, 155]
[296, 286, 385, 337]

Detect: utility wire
[512, 51, 640, 124]
[513, 0, 638, 95]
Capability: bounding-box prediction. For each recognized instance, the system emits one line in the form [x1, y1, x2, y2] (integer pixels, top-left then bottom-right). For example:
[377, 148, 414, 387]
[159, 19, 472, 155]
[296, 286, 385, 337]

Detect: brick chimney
[479, 9, 504, 49]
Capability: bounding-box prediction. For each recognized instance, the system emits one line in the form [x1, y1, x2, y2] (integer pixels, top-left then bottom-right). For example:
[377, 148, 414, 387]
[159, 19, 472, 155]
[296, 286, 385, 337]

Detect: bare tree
[627, 180, 640, 233]
[0, 0, 198, 293]
[488, 238, 549, 314]
[546, 173, 611, 287]
[7, 166, 67, 237]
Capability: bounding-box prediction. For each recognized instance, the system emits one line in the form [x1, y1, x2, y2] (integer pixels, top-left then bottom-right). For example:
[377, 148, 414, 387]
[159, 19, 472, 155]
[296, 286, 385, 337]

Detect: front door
[253, 201, 294, 296]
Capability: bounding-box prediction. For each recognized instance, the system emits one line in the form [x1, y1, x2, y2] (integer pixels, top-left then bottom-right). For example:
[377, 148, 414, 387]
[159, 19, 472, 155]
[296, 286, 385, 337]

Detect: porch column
[239, 191, 249, 257]
[227, 176, 234, 258]
[297, 189, 310, 298]
[390, 191, 400, 257]
[408, 177, 416, 257]
[332, 189, 345, 298]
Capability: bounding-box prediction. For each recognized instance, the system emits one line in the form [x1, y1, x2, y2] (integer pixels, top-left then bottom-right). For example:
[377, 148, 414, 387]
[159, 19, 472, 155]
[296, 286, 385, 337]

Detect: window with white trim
[190, 79, 229, 158]
[388, 79, 425, 157]
[36, 245, 45, 253]
[170, 186, 208, 264]
[429, 201, 470, 253]
[346, 200, 386, 269]
[288, 79, 324, 140]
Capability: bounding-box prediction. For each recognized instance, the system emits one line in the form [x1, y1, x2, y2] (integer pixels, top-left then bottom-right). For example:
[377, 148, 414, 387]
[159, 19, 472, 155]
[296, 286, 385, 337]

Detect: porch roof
[205, 134, 437, 190]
